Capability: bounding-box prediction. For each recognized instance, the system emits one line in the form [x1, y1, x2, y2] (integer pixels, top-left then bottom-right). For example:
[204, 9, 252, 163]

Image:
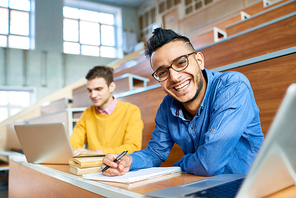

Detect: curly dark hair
[145, 28, 195, 59]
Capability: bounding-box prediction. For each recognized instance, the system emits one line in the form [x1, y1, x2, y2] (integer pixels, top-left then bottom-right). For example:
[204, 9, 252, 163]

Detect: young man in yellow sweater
[70, 66, 143, 156]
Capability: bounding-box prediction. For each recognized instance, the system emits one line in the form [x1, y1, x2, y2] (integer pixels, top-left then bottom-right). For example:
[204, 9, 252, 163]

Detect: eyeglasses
[152, 52, 196, 82]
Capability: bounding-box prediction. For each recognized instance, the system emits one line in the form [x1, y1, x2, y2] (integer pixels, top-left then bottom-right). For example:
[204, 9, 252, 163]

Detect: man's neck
[96, 96, 114, 111]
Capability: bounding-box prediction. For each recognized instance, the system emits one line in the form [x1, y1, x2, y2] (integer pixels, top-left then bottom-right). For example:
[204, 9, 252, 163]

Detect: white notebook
[82, 166, 182, 183]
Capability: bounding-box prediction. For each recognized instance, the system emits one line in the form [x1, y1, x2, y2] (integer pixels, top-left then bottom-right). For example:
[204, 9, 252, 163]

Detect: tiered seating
[190, 27, 227, 49]
[71, 72, 151, 108]
[200, 12, 296, 69]
[5, 98, 75, 153]
[71, 85, 92, 108]
[242, 0, 290, 15]
[226, 0, 296, 36]
[113, 56, 155, 86]
[186, 10, 249, 50]
[26, 97, 77, 135]
[187, 10, 249, 38]
[186, 0, 291, 51]
[40, 98, 72, 115]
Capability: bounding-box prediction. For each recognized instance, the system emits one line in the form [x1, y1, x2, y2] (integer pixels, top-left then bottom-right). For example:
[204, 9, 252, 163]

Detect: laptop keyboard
[184, 178, 244, 198]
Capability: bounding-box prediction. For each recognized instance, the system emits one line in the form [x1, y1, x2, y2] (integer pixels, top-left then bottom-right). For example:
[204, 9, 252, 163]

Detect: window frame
[0, 0, 34, 49]
[0, 86, 36, 122]
[63, 1, 122, 58]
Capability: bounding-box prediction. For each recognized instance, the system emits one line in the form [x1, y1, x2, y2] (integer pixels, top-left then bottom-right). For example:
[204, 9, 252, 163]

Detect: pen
[101, 150, 128, 173]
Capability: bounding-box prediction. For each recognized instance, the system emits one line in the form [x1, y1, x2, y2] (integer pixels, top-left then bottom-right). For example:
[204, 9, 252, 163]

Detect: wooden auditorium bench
[185, 0, 289, 42]
[71, 73, 151, 108]
[112, 53, 147, 74]
[113, 58, 156, 87]
[211, 47, 296, 135]
[27, 96, 86, 136]
[198, 12, 296, 70]
[190, 27, 227, 49]
[40, 98, 72, 115]
[226, 0, 296, 36]
[242, 0, 290, 16]
[113, 73, 150, 95]
[71, 85, 92, 108]
[27, 111, 68, 128]
[187, 10, 250, 40]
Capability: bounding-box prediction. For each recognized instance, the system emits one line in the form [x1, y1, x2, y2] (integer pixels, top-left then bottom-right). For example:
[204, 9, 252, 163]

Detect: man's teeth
[175, 81, 190, 90]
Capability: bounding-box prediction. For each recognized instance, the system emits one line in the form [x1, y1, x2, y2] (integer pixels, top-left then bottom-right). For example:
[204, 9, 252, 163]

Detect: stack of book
[69, 154, 105, 175]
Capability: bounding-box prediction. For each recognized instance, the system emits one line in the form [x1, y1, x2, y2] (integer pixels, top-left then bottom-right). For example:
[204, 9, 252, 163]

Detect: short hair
[85, 66, 114, 86]
[145, 27, 195, 59]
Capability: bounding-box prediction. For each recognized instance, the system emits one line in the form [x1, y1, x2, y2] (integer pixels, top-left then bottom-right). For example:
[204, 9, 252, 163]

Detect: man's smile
[174, 80, 190, 91]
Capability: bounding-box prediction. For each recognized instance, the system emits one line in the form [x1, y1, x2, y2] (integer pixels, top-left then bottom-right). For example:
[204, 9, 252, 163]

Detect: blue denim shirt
[130, 69, 264, 176]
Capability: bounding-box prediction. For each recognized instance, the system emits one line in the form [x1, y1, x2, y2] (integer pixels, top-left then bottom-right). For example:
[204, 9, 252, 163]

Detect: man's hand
[73, 148, 100, 156]
[101, 153, 132, 176]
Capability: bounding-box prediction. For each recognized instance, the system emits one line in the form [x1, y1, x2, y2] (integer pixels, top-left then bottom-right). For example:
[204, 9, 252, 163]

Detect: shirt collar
[96, 97, 117, 115]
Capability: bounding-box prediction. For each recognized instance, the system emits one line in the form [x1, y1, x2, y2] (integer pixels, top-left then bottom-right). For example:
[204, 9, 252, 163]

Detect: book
[82, 166, 182, 183]
[69, 165, 102, 175]
[69, 154, 105, 169]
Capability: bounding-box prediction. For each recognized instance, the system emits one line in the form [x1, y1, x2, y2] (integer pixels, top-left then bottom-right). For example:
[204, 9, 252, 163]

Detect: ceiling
[93, 0, 149, 8]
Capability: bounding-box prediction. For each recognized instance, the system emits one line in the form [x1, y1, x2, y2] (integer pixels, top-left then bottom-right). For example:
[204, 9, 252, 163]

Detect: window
[63, 6, 116, 58]
[0, 0, 32, 49]
[0, 88, 35, 122]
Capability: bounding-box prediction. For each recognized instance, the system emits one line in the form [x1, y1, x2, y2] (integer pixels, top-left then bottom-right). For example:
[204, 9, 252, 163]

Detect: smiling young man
[101, 28, 264, 176]
[70, 66, 143, 156]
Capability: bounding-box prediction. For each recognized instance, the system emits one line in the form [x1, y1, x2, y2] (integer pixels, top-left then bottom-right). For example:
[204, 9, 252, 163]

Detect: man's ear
[109, 82, 116, 92]
[195, 52, 205, 70]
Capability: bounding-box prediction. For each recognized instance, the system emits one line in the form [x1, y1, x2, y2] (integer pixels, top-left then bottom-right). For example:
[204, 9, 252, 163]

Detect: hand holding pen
[102, 153, 133, 176]
[102, 150, 128, 173]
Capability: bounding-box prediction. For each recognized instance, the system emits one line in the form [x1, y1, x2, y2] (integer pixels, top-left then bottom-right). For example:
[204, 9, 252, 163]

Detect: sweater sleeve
[101, 105, 143, 154]
[70, 110, 87, 149]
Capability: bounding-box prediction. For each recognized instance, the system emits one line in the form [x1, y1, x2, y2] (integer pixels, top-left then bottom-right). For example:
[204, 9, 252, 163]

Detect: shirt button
[196, 146, 198, 150]
[209, 128, 213, 131]
[190, 126, 194, 130]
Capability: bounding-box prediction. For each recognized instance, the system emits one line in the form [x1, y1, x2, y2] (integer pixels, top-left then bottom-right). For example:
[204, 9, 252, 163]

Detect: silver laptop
[146, 83, 296, 198]
[14, 122, 74, 164]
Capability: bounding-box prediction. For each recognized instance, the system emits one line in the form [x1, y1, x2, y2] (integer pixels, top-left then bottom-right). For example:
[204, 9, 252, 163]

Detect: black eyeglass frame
[151, 52, 196, 82]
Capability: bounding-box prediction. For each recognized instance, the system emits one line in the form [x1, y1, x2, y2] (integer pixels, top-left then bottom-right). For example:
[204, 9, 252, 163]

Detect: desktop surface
[8, 156, 296, 198]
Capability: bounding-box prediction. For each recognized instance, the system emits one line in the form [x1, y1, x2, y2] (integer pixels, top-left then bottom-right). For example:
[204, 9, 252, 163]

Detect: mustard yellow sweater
[70, 101, 143, 154]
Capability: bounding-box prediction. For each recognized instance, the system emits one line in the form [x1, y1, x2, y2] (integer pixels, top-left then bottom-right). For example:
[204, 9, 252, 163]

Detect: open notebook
[146, 83, 296, 198]
[83, 166, 181, 183]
